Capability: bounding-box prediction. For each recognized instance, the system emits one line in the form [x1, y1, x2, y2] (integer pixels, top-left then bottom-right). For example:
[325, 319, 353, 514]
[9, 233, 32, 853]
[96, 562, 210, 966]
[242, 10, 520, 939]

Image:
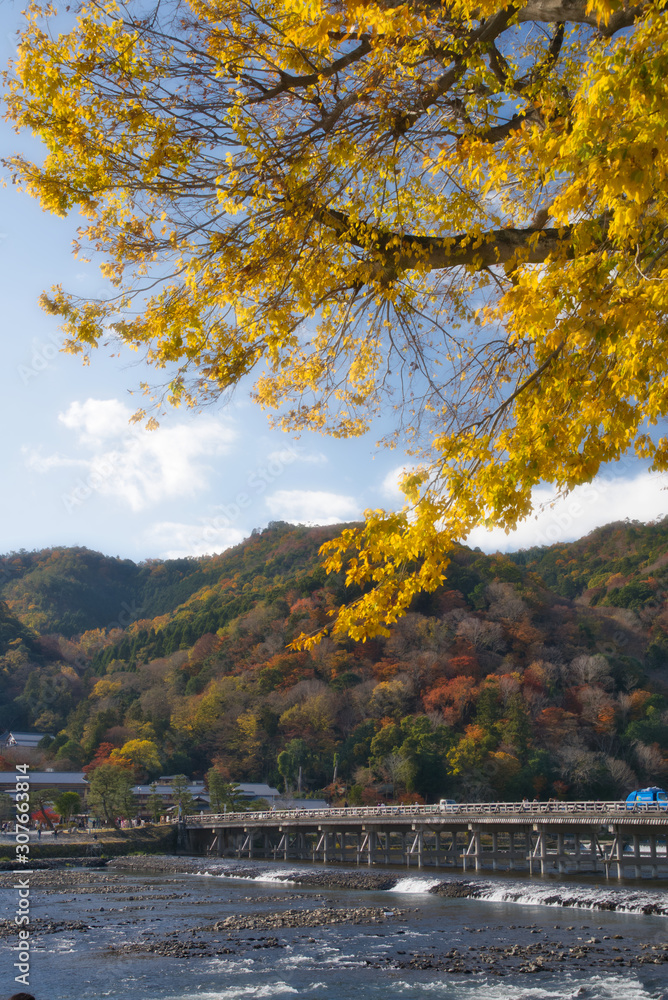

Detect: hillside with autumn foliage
[1, 519, 667, 804]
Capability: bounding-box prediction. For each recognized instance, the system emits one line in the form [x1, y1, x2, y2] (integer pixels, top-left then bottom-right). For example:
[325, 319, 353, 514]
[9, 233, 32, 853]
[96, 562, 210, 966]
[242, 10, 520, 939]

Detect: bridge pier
[633, 834, 641, 878]
[592, 830, 601, 873]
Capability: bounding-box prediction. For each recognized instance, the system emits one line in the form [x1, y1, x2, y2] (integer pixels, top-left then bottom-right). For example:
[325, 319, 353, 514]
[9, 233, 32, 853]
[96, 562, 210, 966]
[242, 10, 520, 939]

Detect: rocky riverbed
[103, 915, 668, 975]
[0, 857, 106, 871]
[106, 855, 668, 914]
[109, 855, 400, 890]
[107, 906, 408, 958]
[2, 855, 668, 1000]
[389, 933, 668, 975]
[207, 904, 407, 931]
[0, 917, 93, 937]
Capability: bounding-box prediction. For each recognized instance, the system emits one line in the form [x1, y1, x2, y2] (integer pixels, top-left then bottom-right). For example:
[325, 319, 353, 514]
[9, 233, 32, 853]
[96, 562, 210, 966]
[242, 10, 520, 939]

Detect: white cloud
[381, 464, 416, 502]
[265, 489, 359, 525]
[267, 447, 328, 466]
[28, 398, 237, 511]
[144, 520, 245, 559]
[59, 398, 131, 444]
[24, 449, 87, 473]
[466, 470, 668, 552]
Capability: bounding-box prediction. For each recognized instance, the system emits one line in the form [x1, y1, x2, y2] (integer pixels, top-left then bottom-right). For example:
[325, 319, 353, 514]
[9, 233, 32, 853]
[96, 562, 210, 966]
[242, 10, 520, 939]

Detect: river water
[1, 858, 667, 1000]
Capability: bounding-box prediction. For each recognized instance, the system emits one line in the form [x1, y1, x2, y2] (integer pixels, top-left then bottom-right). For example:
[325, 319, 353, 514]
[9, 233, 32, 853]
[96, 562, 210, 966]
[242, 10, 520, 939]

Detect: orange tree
[4, 0, 668, 639]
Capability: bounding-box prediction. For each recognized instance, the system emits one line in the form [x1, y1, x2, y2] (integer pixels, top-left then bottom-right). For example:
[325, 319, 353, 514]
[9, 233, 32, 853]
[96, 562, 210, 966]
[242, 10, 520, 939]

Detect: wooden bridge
[183, 800, 668, 879]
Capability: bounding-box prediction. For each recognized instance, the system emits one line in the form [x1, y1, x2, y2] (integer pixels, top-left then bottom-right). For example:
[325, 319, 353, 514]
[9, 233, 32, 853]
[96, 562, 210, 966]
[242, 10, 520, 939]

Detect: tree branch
[247, 38, 373, 103]
[393, 5, 521, 136]
[318, 207, 579, 275]
[515, 0, 645, 35]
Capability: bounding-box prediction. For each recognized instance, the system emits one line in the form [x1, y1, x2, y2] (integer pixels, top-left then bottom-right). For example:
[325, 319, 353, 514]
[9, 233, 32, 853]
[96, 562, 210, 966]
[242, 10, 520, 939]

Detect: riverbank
[0, 826, 176, 867]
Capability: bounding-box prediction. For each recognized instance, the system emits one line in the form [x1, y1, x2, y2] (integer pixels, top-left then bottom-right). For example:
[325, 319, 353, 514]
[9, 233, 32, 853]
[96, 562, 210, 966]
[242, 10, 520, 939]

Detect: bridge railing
[183, 799, 668, 825]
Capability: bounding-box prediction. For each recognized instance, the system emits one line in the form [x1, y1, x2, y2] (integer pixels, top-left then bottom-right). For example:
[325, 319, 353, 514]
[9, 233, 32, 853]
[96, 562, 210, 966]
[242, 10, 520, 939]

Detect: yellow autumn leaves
[3, 0, 668, 641]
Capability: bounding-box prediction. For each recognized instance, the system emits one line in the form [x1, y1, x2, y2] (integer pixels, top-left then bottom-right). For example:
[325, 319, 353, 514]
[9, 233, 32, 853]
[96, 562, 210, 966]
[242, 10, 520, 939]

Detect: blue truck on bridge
[625, 786, 667, 809]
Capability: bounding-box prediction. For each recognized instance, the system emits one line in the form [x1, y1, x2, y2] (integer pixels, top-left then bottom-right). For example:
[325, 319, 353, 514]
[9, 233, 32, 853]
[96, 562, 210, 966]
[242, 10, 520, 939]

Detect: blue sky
[0, 1, 665, 564]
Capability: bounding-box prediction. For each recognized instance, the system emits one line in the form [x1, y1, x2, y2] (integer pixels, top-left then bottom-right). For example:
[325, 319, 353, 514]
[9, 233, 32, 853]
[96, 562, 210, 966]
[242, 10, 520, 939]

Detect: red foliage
[82, 741, 116, 775]
[535, 707, 579, 745]
[256, 651, 314, 690]
[31, 807, 59, 823]
[208, 758, 232, 783]
[289, 597, 317, 615]
[432, 590, 467, 614]
[523, 664, 546, 693]
[533, 773, 548, 796]
[422, 676, 479, 719]
[188, 633, 221, 668]
[371, 659, 401, 681]
[446, 653, 479, 679]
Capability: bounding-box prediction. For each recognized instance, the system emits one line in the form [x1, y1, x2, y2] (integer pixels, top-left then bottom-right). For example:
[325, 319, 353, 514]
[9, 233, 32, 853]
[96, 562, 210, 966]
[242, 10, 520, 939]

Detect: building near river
[0, 730, 51, 748]
[132, 779, 281, 812]
[0, 770, 88, 798]
[0, 770, 282, 812]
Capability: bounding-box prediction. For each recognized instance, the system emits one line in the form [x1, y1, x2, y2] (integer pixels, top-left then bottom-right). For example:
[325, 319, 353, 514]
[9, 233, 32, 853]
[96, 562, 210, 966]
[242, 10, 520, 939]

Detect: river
[1, 857, 667, 1000]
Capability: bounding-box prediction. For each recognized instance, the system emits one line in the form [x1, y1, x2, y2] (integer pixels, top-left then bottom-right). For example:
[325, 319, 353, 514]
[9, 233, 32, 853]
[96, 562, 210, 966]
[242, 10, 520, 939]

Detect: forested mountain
[1, 519, 666, 804]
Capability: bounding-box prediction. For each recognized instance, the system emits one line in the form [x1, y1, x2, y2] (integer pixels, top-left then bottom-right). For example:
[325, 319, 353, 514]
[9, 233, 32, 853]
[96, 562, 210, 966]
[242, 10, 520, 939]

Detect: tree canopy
[4, 0, 668, 639]
[87, 761, 137, 824]
[2, 521, 668, 802]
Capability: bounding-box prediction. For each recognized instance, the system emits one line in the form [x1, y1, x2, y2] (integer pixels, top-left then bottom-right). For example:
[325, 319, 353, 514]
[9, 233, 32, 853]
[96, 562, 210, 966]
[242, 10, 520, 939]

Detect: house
[236, 783, 281, 804]
[132, 779, 211, 812]
[0, 731, 51, 749]
[274, 798, 329, 811]
[0, 771, 89, 799]
[132, 778, 281, 813]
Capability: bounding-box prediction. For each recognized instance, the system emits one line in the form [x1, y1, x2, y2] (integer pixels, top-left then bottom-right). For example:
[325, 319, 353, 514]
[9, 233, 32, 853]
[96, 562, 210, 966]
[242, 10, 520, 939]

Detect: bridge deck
[182, 801, 668, 879]
[186, 800, 668, 828]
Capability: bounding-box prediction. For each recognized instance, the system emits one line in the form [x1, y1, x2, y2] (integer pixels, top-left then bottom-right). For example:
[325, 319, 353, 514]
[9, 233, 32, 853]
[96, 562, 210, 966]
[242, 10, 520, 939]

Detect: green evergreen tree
[206, 769, 246, 813]
[170, 774, 194, 817]
[147, 782, 164, 822]
[87, 764, 136, 826]
[53, 791, 81, 822]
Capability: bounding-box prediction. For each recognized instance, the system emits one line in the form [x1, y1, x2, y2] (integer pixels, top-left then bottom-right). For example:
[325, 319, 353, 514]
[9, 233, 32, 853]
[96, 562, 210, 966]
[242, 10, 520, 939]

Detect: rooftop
[0, 771, 88, 784]
[0, 731, 52, 747]
[133, 781, 280, 799]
